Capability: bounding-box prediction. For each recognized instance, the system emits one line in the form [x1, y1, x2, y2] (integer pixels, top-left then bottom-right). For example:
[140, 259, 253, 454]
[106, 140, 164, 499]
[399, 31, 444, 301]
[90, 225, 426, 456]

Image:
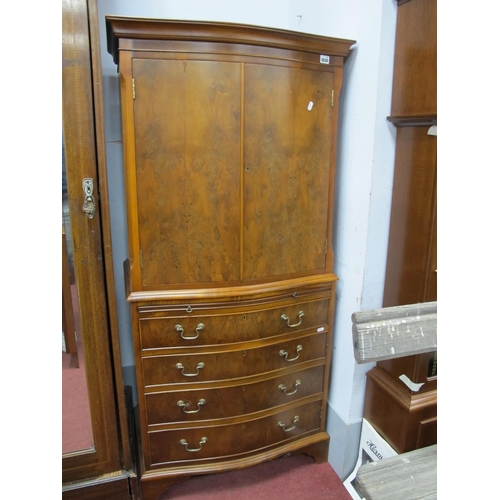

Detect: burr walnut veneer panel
[107, 17, 354, 500]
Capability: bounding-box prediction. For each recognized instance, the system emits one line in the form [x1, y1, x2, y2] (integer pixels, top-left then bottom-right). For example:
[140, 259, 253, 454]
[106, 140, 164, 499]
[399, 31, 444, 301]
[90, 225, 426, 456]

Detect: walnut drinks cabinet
[106, 17, 355, 499]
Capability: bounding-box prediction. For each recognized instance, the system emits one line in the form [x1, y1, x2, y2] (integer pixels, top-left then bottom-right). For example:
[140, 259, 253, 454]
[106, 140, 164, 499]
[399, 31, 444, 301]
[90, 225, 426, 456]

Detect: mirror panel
[62, 137, 94, 454]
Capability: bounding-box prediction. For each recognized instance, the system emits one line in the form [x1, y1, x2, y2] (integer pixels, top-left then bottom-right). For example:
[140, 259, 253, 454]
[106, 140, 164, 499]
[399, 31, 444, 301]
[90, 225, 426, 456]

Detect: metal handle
[175, 323, 205, 340]
[278, 416, 299, 432]
[279, 345, 302, 362]
[176, 362, 205, 377]
[82, 178, 96, 219]
[179, 437, 207, 452]
[177, 399, 206, 414]
[281, 310, 305, 328]
[279, 379, 301, 396]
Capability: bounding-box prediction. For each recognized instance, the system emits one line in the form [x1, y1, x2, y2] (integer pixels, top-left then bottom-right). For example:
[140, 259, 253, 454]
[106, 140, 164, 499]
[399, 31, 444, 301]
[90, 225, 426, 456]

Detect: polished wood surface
[369, 0, 437, 456]
[383, 126, 437, 306]
[105, 17, 355, 65]
[62, 0, 132, 493]
[243, 64, 333, 279]
[107, 17, 354, 499]
[363, 367, 437, 454]
[141, 332, 327, 387]
[390, 0, 437, 118]
[145, 364, 324, 424]
[133, 58, 241, 286]
[138, 296, 329, 349]
[148, 400, 322, 466]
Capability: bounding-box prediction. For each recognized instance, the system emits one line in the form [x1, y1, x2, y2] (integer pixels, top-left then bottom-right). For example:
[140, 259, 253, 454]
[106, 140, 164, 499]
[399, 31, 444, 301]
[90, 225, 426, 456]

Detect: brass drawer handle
[176, 362, 205, 377]
[279, 379, 301, 396]
[175, 323, 205, 340]
[179, 437, 207, 452]
[177, 399, 206, 414]
[279, 345, 302, 362]
[281, 310, 305, 328]
[278, 416, 299, 432]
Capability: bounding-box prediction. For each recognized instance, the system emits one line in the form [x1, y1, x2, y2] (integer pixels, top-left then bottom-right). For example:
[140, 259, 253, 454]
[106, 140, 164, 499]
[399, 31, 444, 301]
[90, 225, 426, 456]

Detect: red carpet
[62, 285, 94, 454]
[160, 453, 352, 499]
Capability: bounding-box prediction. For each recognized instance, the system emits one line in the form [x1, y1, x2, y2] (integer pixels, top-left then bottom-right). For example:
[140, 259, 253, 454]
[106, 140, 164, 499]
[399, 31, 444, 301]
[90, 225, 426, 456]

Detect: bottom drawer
[147, 400, 322, 467]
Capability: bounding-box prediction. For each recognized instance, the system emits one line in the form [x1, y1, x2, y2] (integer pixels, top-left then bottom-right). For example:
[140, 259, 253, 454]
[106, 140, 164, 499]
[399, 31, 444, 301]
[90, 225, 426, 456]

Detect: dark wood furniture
[106, 16, 355, 499]
[62, 1, 137, 497]
[362, 0, 437, 454]
[352, 302, 437, 499]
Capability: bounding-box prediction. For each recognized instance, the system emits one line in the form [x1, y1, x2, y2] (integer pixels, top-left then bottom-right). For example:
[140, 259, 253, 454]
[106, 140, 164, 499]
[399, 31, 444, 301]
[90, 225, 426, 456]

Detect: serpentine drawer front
[141, 331, 327, 387]
[147, 400, 323, 467]
[139, 297, 329, 350]
[145, 364, 325, 425]
[106, 15, 353, 498]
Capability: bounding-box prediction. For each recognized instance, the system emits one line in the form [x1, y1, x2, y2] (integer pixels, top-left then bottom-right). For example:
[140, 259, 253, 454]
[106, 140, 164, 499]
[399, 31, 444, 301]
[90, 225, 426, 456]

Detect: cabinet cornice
[106, 16, 356, 65]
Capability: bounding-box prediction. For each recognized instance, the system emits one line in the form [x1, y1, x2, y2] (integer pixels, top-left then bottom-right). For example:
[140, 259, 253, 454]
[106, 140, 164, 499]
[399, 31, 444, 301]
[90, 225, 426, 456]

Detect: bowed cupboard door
[243, 64, 334, 280]
[132, 58, 242, 289]
[127, 56, 335, 291]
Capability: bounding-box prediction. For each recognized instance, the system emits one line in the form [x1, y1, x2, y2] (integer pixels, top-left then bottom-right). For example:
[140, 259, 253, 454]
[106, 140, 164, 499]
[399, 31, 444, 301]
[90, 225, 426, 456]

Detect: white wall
[96, 0, 397, 479]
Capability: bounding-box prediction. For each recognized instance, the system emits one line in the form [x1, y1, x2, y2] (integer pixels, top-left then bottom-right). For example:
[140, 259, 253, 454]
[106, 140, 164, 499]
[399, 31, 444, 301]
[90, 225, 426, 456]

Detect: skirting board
[326, 403, 362, 481]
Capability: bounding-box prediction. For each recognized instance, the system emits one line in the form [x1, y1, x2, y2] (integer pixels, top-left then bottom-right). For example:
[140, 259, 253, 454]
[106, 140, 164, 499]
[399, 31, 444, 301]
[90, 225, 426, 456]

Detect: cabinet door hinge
[132, 78, 136, 100]
[325, 239, 328, 254]
[331, 90, 334, 108]
[140, 250, 143, 268]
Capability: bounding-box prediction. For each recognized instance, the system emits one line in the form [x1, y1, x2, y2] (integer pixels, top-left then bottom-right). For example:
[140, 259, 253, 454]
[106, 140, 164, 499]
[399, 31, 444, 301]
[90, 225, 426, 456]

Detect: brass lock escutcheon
[82, 178, 96, 219]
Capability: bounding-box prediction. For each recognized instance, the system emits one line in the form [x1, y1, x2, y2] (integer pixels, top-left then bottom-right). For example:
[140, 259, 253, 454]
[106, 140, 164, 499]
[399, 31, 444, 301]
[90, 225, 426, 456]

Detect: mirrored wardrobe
[62, 0, 137, 497]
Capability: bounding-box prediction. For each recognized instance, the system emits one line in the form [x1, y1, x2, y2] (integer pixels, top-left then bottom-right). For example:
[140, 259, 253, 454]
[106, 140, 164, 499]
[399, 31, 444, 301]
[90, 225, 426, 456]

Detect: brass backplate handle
[179, 437, 207, 452]
[175, 323, 205, 340]
[82, 178, 96, 219]
[176, 362, 205, 377]
[177, 398, 206, 414]
[279, 379, 301, 396]
[281, 310, 305, 328]
[278, 415, 299, 432]
[279, 345, 302, 362]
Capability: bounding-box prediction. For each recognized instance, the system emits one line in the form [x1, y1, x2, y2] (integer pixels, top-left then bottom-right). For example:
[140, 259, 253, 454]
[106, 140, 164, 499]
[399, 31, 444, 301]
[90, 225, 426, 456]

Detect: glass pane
[62, 134, 94, 454]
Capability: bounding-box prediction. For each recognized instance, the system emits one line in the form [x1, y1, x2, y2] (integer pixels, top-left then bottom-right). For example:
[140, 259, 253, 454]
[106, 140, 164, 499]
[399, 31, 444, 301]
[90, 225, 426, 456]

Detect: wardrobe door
[132, 58, 242, 287]
[62, 0, 132, 492]
[243, 64, 333, 281]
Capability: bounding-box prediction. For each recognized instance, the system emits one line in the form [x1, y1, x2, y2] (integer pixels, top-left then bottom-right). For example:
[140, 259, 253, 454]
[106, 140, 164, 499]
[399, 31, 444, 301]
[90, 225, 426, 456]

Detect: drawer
[139, 298, 329, 350]
[146, 364, 325, 425]
[147, 400, 322, 466]
[142, 332, 326, 387]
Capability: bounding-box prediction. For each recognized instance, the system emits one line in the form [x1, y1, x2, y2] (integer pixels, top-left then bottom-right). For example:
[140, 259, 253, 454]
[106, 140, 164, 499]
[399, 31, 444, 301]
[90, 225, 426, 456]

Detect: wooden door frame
[62, 0, 132, 487]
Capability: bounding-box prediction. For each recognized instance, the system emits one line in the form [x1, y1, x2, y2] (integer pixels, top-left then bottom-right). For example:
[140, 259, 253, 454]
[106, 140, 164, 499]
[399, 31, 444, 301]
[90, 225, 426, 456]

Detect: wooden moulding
[387, 114, 437, 127]
[106, 16, 356, 65]
[352, 301, 437, 364]
[126, 273, 338, 303]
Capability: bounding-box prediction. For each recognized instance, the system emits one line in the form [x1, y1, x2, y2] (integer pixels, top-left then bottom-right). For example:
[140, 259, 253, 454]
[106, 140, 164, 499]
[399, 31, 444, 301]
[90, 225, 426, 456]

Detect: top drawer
[138, 296, 330, 350]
